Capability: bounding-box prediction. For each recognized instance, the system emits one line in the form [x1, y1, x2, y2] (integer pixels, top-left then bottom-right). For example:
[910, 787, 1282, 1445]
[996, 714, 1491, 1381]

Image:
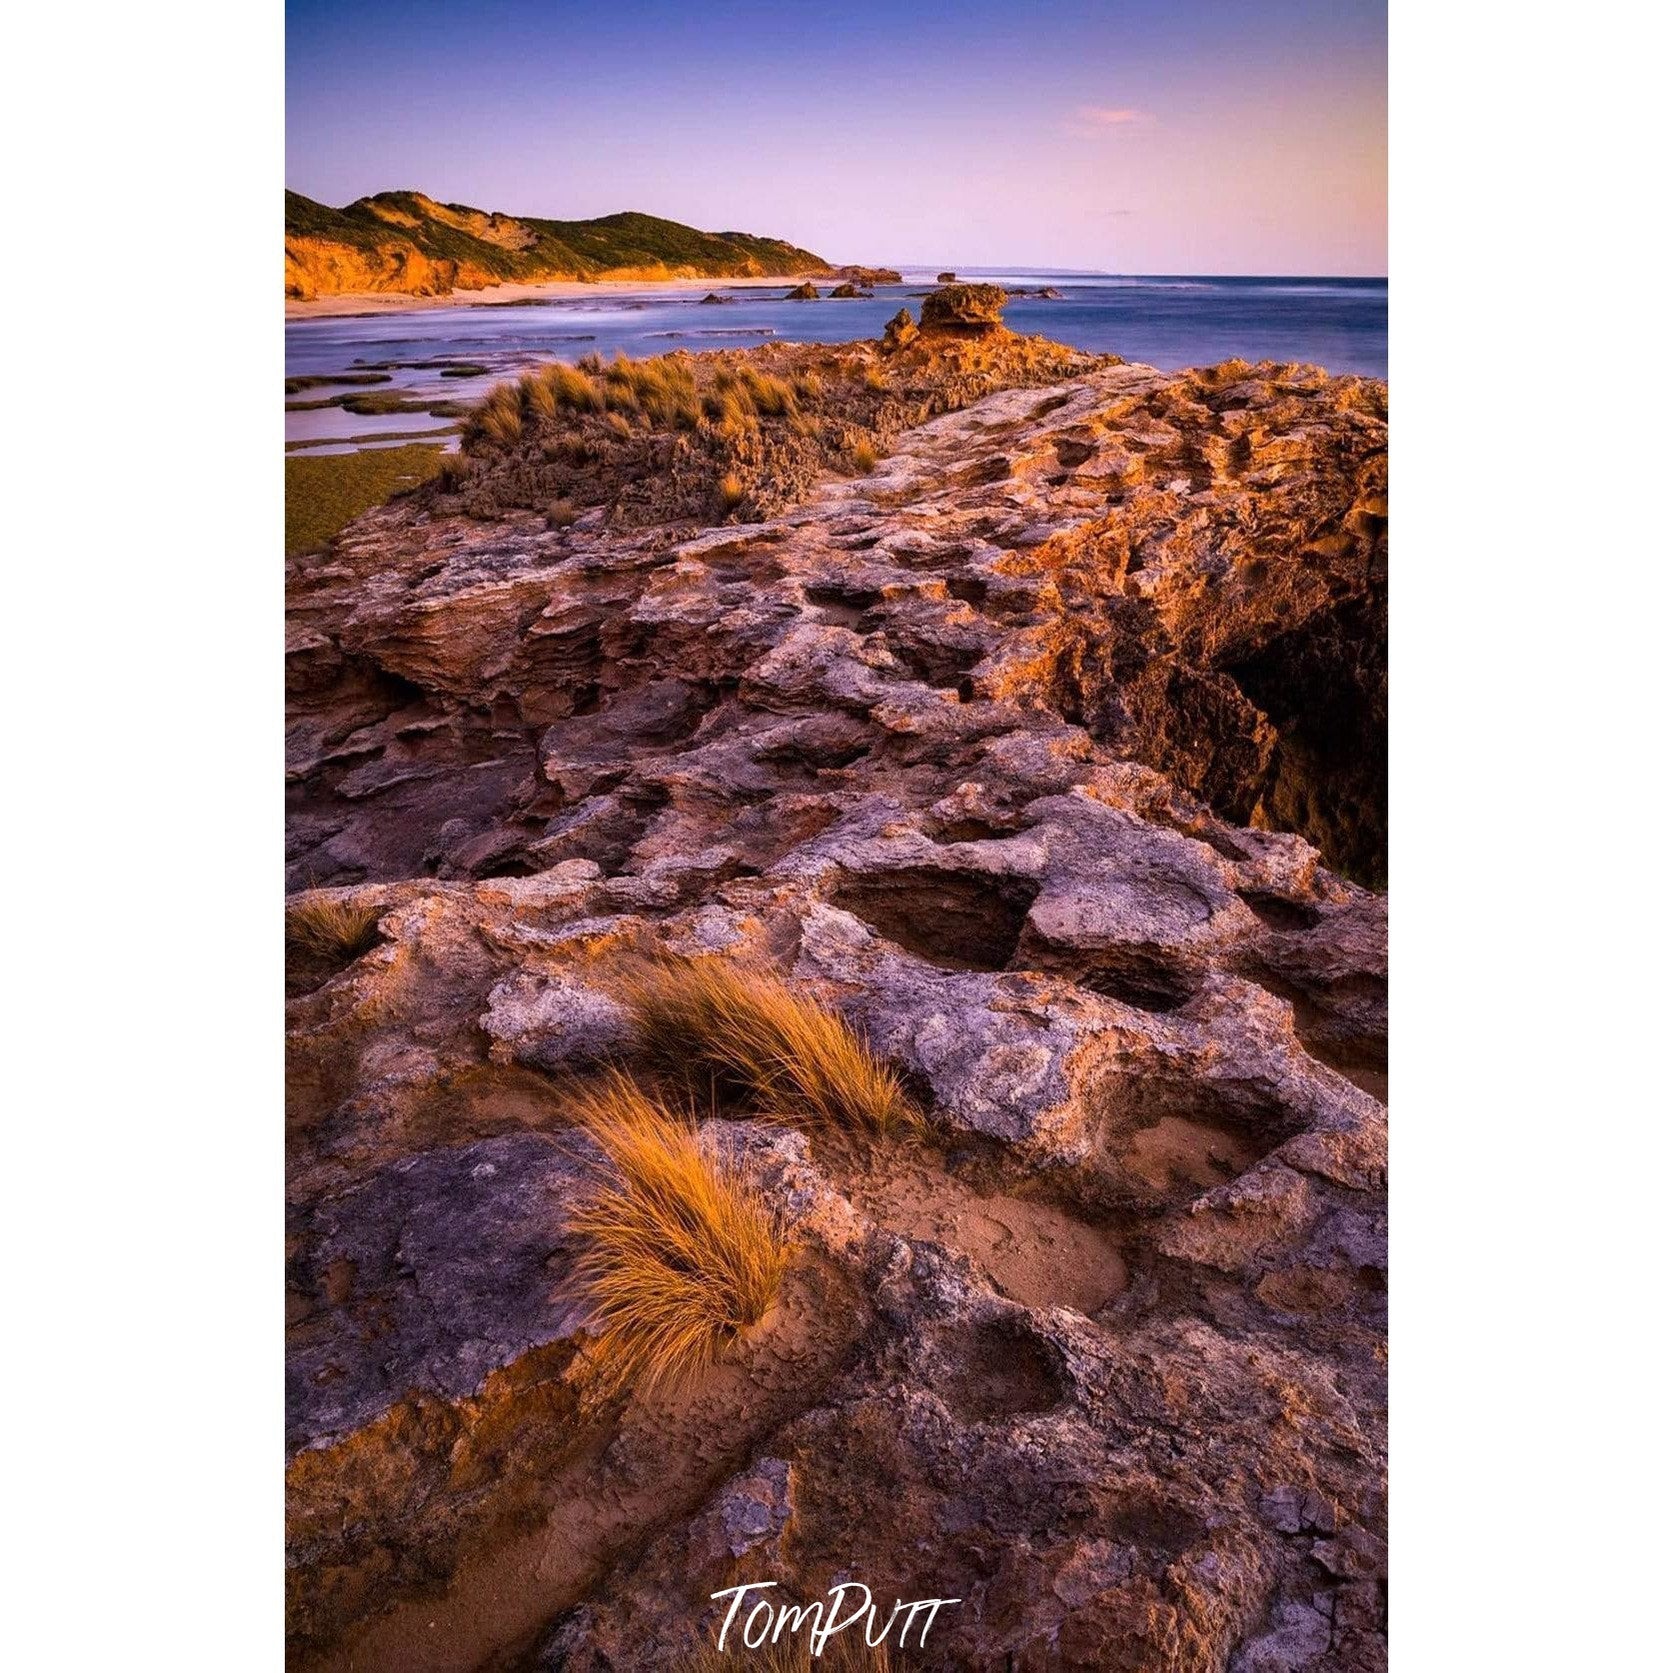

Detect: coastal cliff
[286, 298, 1387, 1669]
[284, 189, 835, 300]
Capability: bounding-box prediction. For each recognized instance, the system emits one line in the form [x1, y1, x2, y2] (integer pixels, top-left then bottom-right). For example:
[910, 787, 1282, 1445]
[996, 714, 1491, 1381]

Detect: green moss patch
[286, 443, 449, 558]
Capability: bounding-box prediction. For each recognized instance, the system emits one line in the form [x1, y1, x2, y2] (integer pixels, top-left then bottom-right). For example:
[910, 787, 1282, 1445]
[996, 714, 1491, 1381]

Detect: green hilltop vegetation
[285, 189, 834, 298]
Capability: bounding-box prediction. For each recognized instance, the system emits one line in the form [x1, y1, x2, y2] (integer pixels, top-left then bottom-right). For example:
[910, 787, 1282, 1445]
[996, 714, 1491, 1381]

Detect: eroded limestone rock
[285, 343, 1386, 1670]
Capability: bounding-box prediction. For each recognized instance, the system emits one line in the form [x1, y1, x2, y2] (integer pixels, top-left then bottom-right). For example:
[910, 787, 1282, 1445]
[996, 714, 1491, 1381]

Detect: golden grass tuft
[618, 957, 915, 1135]
[569, 1072, 790, 1395]
[285, 894, 382, 964]
[718, 472, 747, 514]
[850, 438, 879, 473]
[285, 894, 383, 996]
[540, 361, 607, 412]
[474, 383, 524, 446]
[521, 370, 559, 421]
[436, 451, 475, 490]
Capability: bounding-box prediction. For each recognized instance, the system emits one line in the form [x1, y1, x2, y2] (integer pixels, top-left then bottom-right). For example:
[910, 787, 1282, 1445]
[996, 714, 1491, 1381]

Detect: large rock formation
[286, 328, 1386, 1670]
[922, 282, 1010, 332]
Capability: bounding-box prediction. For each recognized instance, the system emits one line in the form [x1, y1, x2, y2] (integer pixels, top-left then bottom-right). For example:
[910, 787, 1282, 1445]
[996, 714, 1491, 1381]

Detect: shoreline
[285, 273, 830, 322]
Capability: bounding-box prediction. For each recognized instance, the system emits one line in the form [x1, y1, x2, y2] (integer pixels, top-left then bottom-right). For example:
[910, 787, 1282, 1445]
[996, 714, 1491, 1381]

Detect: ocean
[285, 270, 1386, 453]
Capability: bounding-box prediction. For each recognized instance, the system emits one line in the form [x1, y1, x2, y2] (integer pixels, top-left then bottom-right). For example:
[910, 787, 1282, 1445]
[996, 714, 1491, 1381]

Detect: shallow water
[286, 269, 1386, 450]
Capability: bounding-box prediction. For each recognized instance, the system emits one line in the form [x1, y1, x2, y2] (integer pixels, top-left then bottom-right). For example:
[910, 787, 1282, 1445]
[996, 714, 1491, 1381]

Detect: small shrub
[863, 365, 889, 393]
[547, 497, 578, 528]
[718, 473, 746, 515]
[568, 1072, 790, 1395]
[618, 957, 915, 1135]
[850, 438, 879, 473]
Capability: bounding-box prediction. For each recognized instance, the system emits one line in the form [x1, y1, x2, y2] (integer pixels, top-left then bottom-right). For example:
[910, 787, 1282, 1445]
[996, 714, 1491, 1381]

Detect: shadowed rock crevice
[829, 867, 1042, 971]
[940, 1319, 1069, 1421]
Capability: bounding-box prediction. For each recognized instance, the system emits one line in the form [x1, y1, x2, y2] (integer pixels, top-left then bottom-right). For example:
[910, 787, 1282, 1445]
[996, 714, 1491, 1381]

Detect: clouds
[1078, 105, 1147, 126]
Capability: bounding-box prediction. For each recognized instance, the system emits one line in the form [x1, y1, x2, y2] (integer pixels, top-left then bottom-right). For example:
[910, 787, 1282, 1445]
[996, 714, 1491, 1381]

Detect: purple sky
[287, 0, 1385, 275]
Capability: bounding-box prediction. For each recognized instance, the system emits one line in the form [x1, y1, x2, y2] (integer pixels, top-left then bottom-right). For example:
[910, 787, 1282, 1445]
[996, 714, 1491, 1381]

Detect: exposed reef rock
[784, 280, 821, 300]
[286, 326, 1387, 1670]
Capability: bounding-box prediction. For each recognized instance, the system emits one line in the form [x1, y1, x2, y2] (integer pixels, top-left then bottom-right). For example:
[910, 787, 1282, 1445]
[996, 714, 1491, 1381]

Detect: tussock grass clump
[850, 438, 879, 473]
[285, 894, 383, 995]
[569, 1073, 790, 1395]
[473, 352, 801, 455]
[619, 957, 915, 1135]
[473, 383, 524, 445]
[285, 894, 382, 962]
[718, 472, 746, 514]
[436, 451, 475, 490]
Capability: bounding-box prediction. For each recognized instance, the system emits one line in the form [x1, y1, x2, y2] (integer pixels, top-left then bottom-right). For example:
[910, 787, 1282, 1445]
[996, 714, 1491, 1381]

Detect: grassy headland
[286, 189, 834, 301]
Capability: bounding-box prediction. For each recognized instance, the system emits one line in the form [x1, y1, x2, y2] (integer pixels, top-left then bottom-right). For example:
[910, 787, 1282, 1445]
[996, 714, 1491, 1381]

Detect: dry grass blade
[569, 1073, 790, 1396]
[618, 957, 915, 1135]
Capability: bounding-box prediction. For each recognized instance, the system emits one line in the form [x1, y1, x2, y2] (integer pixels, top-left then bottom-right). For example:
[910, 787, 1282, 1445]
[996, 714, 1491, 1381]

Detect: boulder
[827, 282, 873, 299]
[783, 281, 820, 300]
[881, 307, 919, 352]
[937, 269, 957, 283]
[921, 281, 1008, 332]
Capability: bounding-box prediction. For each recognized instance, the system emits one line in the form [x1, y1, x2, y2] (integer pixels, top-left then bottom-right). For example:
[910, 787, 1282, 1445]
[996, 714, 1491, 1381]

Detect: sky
[286, 0, 1385, 276]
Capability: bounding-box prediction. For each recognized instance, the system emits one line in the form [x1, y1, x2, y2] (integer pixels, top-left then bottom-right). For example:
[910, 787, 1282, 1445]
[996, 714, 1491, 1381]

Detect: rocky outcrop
[938, 269, 958, 283]
[286, 332, 1386, 1669]
[784, 280, 821, 300]
[922, 281, 1010, 332]
[827, 281, 873, 299]
[882, 306, 920, 352]
[835, 265, 904, 285]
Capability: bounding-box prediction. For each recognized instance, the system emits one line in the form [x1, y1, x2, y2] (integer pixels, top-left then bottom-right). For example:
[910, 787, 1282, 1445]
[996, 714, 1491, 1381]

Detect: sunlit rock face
[286, 335, 1386, 1671]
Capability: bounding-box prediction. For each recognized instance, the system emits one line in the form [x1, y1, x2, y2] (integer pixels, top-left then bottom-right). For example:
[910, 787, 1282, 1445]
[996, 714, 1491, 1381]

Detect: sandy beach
[285, 273, 827, 320]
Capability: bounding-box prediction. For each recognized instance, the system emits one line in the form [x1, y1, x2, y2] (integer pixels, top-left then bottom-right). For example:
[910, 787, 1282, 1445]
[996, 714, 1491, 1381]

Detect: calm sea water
[285, 269, 1386, 453]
